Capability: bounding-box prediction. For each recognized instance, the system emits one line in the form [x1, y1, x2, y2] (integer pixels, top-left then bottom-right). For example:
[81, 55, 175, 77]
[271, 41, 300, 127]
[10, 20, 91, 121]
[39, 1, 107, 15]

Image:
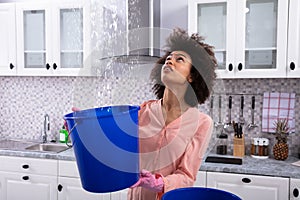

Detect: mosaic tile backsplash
[0, 75, 299, 157]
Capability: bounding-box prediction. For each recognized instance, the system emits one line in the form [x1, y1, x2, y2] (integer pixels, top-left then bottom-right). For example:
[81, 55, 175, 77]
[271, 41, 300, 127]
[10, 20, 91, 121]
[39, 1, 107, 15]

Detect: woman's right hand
[72, 107, 81, 112]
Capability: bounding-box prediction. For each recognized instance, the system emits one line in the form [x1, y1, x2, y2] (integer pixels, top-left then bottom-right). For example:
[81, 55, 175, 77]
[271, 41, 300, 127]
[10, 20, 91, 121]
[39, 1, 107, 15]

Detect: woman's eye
[177, 57, 184, 61]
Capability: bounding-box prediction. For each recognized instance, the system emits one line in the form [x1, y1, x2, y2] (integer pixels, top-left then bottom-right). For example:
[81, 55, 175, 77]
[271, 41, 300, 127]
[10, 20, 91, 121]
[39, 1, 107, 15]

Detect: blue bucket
[64, 105, 140, 193]
[162, 187, 241, 200]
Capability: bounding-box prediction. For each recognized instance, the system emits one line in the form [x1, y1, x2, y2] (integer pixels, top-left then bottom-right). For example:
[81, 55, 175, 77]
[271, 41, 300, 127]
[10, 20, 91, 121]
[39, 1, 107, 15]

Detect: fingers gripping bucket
[64, 105, 140, 193]
[162, 187, 242, 200]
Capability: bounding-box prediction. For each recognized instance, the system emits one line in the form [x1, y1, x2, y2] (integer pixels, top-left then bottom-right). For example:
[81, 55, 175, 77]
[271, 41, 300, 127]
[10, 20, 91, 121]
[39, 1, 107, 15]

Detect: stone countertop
[0, 148, 299, 179]
[200, 154, 300, 179]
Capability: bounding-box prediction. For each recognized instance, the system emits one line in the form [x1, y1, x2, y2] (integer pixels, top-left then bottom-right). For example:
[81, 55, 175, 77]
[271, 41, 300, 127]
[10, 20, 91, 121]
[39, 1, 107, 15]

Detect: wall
[0, 0, 299, 158]
[0, 76, 299, 157]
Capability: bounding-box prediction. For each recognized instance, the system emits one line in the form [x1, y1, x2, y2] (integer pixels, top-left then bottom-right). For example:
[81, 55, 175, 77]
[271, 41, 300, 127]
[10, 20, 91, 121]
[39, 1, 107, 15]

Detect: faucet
[43, 114, 50, 143]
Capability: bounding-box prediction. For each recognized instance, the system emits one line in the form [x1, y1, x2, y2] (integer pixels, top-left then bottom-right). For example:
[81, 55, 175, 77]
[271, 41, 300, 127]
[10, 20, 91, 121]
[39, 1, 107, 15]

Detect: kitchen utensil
[224, 96, 234, 133]
[64, 105, 140, 193]
[215, 95, 224, 128]
[247, 96, 258, 129]
[210, 95, 214, 118]
[239, 95, 245, 125]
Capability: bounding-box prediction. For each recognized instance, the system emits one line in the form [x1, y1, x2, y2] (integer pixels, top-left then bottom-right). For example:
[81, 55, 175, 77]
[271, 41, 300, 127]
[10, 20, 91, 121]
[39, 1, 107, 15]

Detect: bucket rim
[162, 187, 241, 199]
[63, 104, 140, 120]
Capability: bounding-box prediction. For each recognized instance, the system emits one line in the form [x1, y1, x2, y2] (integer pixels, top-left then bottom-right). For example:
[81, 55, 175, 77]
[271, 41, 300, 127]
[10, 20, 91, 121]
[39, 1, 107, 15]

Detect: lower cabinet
[0, 156, 58, 200]
[206, 171, 289, 200]
[58, 160, 111, 200]
[110, 189, 129, 200]
[194, 171, 206, 187]
[290, 178, 300, 200]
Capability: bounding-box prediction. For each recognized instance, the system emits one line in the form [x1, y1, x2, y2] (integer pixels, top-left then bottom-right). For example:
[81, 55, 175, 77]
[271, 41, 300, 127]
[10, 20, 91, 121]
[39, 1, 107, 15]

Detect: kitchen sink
[25, 143, 70, 153]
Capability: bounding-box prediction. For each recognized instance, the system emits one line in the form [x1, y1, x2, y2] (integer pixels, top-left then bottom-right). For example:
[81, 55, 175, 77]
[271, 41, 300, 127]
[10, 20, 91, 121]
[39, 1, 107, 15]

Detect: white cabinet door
[16, 0, 91, 76]
[58, 177, 111, 200]
[287, 0, 300, 78]
[290, 178, 300, 200]
[0, 171, 57, 200]
[194, 171, 206, 187]
[111, 189, 129, 200]
[0, 3, 17, 75]
[188, 0, 289, 79]
[207, 171, 289, 200]
[58, 160, 111, 200]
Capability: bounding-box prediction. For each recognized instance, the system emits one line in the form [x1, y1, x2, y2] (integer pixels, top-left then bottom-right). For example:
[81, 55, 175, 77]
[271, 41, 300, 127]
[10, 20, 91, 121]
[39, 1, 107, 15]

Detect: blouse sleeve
[160, 115, 213, 193]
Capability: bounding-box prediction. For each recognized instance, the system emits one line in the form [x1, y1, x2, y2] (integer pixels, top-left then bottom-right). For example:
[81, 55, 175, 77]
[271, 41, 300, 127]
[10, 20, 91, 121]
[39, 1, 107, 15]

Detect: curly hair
[150, 28, 217, 107]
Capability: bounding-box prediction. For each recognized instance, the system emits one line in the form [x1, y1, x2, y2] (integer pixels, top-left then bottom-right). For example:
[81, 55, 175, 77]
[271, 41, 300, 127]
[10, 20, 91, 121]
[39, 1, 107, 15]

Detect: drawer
[58, 160, 80, 178]
[0, 156, 58, 176]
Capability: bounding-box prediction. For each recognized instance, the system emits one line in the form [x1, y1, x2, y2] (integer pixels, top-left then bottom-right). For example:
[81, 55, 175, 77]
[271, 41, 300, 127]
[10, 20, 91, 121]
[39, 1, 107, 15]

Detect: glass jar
[216, 133, 228, 155]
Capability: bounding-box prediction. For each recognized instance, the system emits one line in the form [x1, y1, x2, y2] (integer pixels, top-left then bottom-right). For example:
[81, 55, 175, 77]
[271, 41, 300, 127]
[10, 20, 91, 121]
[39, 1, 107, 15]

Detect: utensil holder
[233, 136, 245, 157]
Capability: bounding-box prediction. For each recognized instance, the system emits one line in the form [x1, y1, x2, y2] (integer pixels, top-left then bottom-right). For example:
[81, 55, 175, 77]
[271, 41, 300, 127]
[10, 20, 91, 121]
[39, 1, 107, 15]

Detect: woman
[128, 28, 217, 200]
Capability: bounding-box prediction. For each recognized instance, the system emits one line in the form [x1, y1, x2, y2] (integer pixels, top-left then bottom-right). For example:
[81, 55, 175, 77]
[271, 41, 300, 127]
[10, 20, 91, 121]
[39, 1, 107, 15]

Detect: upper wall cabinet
[0, 3, 17, 75]
[16, 0, 91, 76]
[287, 0, 300, 78]
[188, 0, 289, 79]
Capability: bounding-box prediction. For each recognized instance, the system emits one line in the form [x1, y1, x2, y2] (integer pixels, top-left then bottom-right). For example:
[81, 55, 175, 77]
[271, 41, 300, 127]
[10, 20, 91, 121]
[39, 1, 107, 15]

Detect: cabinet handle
[228, 63, 233, 71]
[293, 188, 299, 197]
[22, 164, 29, 169]
[290, 62, 295, 70]
[241, 177, 251, 183]
[22, 176, 29, 181]
[46, 63, 51, 70]
[58, 184, 63, 192]
[9, 63, 14, 69]
[53, 63, 57, 70]
[238, 63, 243, 71]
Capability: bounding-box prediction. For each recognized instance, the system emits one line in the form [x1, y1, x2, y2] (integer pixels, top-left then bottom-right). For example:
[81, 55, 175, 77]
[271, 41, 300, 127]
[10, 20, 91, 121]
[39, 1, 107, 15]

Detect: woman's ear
[187, 75, 193, 83]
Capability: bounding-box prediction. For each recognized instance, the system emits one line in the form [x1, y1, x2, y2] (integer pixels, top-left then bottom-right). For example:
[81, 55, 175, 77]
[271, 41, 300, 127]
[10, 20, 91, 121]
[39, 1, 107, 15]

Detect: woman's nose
[165, 57, 173, 65]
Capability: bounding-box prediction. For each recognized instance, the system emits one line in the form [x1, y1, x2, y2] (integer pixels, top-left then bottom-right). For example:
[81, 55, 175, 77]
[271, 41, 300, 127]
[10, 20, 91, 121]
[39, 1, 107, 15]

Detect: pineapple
[272, 119, 289, 160]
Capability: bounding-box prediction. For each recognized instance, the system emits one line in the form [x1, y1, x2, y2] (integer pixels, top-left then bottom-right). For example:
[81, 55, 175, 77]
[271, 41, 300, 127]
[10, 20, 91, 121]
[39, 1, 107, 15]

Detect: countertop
[0, 148, 300, 179]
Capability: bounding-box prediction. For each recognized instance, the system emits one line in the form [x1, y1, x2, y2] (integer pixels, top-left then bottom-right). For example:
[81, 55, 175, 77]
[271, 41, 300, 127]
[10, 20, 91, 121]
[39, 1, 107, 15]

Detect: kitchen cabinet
[290, 178, 300, 200]
[0, 156, 58, 200]
[206, 171, 289, 200]
[188, 0, 289, 78]
[287, 0, 300, 78]
[110, 189, 129, 200]
[15, 0, 91, 76]
[0, 3, 17, 75]
[194, 170, 206, 187]
[58, 160, 111, 200]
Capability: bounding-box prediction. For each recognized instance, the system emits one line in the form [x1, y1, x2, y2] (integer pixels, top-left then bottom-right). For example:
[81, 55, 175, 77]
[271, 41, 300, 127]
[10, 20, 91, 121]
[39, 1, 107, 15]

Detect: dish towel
[262, 92, 295, 133]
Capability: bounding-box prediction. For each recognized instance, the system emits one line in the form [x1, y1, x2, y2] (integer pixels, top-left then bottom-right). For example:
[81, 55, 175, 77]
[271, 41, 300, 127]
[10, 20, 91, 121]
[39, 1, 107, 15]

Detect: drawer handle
[58, 184, 63, 192]
[290, 62, 296, 70]
[22, 164, 29, 169]
[293, 188, 299, 197]
[228, 63, 233, 71]
[22, 176, 29, 181]
[241, 177, 251, 183]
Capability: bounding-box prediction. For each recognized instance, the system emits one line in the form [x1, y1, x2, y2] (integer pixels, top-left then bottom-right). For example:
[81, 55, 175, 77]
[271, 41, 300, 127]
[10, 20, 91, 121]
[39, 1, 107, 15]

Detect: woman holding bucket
[128, 28, 217, 200]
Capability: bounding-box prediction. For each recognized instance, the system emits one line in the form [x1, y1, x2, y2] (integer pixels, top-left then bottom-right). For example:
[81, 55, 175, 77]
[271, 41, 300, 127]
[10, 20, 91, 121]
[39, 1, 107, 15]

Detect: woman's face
[161, 51, 193, 87]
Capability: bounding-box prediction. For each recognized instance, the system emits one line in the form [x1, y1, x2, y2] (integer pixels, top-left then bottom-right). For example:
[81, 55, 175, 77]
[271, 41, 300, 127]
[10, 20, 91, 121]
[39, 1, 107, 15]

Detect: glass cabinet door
[188, 0, 236, 78]
[23, 10, 46, 69]
[60, 8, 83, 68]
[235, 0, 288, 78]
[197, 2, 227, 70]
[245, 0, 277, 69]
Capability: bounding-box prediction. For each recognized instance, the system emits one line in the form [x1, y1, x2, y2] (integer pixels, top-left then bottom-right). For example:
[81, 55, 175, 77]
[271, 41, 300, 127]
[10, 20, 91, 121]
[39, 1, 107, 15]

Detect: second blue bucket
[64, 105, 140, 193]
[162, 187, 241, 200]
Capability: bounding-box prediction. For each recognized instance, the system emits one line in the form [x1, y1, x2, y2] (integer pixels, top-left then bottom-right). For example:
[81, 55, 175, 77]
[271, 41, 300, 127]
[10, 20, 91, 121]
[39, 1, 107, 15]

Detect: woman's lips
[163, 65, 173, 72]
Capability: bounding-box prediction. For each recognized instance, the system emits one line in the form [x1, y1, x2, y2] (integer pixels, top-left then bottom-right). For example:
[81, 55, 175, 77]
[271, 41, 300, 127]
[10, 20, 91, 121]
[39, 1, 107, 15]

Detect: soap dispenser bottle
[59, 125, 68, 143]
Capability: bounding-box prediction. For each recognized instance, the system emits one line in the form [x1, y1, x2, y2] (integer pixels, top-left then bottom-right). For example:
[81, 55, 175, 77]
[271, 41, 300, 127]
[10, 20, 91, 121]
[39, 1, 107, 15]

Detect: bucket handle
[65, 122, 78, 148]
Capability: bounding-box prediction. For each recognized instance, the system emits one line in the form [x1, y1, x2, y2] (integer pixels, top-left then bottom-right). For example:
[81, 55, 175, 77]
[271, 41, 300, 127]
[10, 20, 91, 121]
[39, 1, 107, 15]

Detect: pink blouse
[128, 100, 213, 200]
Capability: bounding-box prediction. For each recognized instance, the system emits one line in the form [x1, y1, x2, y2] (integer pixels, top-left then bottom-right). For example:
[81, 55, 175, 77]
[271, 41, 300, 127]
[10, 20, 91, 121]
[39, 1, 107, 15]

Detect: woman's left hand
[130, 169, 164, 192]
